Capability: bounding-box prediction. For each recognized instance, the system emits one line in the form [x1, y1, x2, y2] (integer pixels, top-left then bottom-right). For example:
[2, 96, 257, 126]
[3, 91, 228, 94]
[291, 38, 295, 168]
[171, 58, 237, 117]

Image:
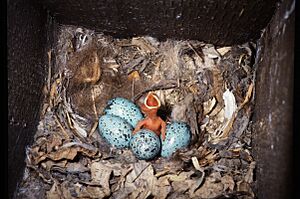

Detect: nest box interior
[8, 0, 294, 198]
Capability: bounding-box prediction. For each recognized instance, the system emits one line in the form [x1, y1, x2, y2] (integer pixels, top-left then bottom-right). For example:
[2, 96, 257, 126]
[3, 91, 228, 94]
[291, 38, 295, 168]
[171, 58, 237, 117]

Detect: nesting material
[16, 25, 257, 199]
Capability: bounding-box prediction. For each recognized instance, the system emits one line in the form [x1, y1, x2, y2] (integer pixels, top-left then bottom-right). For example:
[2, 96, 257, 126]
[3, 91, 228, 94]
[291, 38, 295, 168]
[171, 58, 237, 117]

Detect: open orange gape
[133, 92, 167, 140]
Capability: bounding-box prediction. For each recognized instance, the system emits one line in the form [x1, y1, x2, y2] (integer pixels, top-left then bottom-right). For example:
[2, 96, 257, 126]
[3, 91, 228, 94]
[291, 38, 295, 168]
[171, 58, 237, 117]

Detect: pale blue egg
[104, 97, 143, 127]
[161, 122, 191, 157]
[130, 129, 161, 160]
[98, 114, 133, 149]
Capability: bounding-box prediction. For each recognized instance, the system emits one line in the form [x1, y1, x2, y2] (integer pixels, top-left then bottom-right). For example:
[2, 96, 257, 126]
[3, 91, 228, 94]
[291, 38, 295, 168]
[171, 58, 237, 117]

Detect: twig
[49, 80, 57, 108]
[65, 110, 74, 129]
[205, 191, 252, 199]
[54, 114, 70, 139]
[188, 42, 204, 63]
[123, 56, 144, 74]
[129, 164, 151, 183]
[131, 78, 135, 99]
[47, 50, 52, 91]
[91, 87, 98, 119]
[60, 142, 98, 152]
[132, 80, 179, 102]
[139, 59, 150, 73]
[88, 121, 99, 138]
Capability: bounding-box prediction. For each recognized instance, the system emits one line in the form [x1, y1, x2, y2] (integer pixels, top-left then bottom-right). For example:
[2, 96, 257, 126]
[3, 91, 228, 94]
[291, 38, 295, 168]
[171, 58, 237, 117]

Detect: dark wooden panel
[252, 0, 294, 198]
[7, 0, 48, 198]
[43, 0, 278, 46]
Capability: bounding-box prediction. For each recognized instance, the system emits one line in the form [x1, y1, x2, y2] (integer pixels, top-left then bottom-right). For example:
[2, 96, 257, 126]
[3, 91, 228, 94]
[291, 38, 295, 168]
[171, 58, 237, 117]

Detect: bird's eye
[79, 34, 83, 40]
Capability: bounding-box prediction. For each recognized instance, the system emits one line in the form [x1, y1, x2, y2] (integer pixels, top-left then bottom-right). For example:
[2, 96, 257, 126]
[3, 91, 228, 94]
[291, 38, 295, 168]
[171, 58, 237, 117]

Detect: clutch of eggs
[161, 121, 191, 157]
[99, 97, 191, 160]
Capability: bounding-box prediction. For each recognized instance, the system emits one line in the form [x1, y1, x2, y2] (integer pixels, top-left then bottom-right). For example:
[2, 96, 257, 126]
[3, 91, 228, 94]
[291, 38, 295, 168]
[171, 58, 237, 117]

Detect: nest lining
[16, 25, 257, 199]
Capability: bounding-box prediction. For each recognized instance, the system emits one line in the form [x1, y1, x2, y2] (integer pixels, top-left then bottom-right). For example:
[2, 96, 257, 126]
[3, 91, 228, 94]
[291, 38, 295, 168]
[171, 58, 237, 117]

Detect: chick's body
[133, 93, 167, 140]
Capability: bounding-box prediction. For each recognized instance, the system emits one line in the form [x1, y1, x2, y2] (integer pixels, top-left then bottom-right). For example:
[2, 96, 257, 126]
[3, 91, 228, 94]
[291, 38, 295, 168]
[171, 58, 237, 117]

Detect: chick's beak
[144, 92, 161, 110]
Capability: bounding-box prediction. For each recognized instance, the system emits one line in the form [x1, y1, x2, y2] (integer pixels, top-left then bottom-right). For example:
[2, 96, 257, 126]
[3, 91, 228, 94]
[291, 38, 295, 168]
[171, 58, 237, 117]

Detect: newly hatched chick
[133, 92, 167, 140]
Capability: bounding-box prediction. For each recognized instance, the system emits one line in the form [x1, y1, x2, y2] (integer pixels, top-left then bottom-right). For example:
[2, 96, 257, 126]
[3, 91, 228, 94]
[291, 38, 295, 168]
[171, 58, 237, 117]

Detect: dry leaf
[90, 161, 112, 190]
[46, 134, 63, 153]
[203, 45, 220, 59]
[152, 176, 171, 199]
[128, 71, 141, 81]
[193, 172, 224, 198]
[132, 37, 158, 54]
[223, 89, 237, 120]
[221, 175, 235, 191]
[203, 97, 217, 116]
[36, 147, 78, 164]
[42, 160, 67, 171]
[66, 162, 89, 173]
[244, 161, 256, 183]
[72, 119, 88, 137]
[237, 180, 255, 198]
[216, 47, 231, 56]
[46, 182, 62, 199]
[76, 185, 111, 198]
[126, 161, 150, 183]
[35, 143, 99, 164]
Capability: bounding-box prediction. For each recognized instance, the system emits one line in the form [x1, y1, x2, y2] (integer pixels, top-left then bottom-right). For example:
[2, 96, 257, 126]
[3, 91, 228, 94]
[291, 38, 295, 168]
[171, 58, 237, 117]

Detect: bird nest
[16, 25, 257, 199]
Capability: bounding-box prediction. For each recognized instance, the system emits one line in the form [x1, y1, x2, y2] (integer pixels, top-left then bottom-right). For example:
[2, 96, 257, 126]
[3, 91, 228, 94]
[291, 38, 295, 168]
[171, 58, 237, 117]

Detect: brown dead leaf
[46, 134, 63, 153]
[172, 180, 192, 193]
[49, 147, 77, 161]
[35, 142, 99, 164]
[66, 162, 89, 173]
[46, 182, 62, 199]
[132, 37, 158, 54]
[126, 161, 150, 183]
[152, 176, 171, 199]
[128, 71, 141, 81]
[171, 172, 204, 197]
[42, 160, 67, 171]
[244, 161, 256, 183]
[155, 169, 170, 178]
[198, 150, 219, 167]
[216, 47, 231, 56]
[221, 175, 235, 191]
[76, 185, 111, 198]
[193, 173, 224, 198]
[90, 161, 112, 191]
[123, 162, 160, 198]
[203, 97, 217, 116]
[36, 147, 78, 164]
[60, 181, 77, 199]
[237, 180, 255, 198]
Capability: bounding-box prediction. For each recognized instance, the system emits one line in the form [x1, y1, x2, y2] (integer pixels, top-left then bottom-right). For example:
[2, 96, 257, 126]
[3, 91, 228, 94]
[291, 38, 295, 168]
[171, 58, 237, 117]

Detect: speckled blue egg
[98, 114, 133, 149]
[130, 129, 161, 160]
[161, 122, 191, 157]
[104, 97, 143, 127]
